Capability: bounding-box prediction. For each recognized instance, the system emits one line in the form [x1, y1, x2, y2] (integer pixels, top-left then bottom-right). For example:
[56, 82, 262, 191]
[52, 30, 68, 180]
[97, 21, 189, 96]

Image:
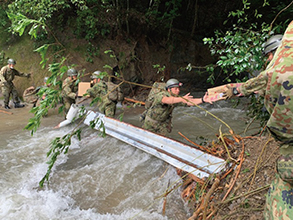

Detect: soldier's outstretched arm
[161, 93, 193, 105]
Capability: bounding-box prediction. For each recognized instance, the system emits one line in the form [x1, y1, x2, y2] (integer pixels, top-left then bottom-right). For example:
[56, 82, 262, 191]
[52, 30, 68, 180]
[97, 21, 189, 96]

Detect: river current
[0, 98, 260, 220]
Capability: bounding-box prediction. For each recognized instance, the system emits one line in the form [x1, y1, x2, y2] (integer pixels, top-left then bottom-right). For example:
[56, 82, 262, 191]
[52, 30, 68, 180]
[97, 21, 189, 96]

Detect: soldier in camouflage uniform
[23, 86, 38, 106]
[23, 77, 50, 107]
[0, 58, 31, 109]
[223, 21, 293, 219]
[61, 68, 78, 114]
[86, 71, 124, 117]
[142, 78, 210, 136]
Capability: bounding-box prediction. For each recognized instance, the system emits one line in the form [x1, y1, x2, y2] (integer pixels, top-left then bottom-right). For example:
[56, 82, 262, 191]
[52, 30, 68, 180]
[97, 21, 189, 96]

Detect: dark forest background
[0, 0, 292, 95]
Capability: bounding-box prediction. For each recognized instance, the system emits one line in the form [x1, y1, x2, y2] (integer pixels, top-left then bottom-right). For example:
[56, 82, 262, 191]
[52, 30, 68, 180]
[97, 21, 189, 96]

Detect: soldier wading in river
[0, 58, 31, 109]
[142, 78, 211, 136]
[61, 68, 78, 114]
[85, 70, 124, 117]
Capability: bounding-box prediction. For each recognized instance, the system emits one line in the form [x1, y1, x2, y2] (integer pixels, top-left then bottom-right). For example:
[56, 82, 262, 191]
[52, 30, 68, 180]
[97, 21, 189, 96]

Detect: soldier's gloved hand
[26, 73, 31, 78]
[223, 85, 239, 99]
[83, 92, 90, 98]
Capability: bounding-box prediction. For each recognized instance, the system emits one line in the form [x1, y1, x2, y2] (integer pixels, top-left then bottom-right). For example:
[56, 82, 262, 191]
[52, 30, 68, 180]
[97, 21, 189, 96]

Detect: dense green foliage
[203, 0, 290, 84]
[202, 0, 291, 127]
[3, 0, 293, 42]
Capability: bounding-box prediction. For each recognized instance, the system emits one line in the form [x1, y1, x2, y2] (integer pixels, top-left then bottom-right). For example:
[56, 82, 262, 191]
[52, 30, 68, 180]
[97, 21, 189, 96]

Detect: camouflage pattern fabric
[86, 80, 117, 117]
[1, 82, 21, 105]
[263, 174, 293, 220]
[276, 146, 293, 185]
[23, 86, 38, 104]
[142, 115, 172, 136]
[142, 90, 184, 136]
[239, 21, 293, 143]
[140, 82, 166, 122]
[0, 65, 30, 105]
[237, 20, 293, 218]
[107, 81, 124, 102]
[61, 77, 78, 113]
[0, 65, 30, 82]
[145, 82, 166, 109]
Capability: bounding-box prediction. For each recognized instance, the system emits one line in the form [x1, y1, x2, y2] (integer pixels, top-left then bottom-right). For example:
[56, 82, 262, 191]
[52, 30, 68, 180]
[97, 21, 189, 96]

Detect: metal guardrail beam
[84, 110, 227, 178]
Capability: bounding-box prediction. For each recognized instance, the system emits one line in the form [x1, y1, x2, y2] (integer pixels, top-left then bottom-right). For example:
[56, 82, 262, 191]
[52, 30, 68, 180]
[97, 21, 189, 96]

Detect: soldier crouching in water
[0, 58, 31, 109]
[23, 76, 50, 107]
[142, 78, 211, 136]
[85, 70, 124, 117]
[61, 68, 78, 114]
[219, 21, 293, 219]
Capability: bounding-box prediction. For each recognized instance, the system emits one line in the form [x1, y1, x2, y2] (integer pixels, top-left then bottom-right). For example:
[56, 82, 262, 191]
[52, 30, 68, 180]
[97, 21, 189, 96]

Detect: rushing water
[0, 98, 260, 220]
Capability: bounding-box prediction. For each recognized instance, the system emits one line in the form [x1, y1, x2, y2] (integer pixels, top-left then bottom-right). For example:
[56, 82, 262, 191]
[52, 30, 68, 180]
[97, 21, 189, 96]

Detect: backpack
[107, 81, 124, 102]
[145, 82, 166, 109]
[139, 82, 166, 122]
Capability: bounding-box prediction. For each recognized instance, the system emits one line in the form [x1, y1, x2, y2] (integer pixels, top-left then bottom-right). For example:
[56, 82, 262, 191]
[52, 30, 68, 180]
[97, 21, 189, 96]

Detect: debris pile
[176, 132, 279, 220]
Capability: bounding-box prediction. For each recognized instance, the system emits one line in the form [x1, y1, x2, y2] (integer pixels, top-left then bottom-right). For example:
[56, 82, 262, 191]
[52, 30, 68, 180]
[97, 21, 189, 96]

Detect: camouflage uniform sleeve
[86, 87, 93, 97]
[239, 71, 268, 96]
[0, 67, 6, 84]
[62, 78, 76, 99]
[14, 69, 29, 77]
[65, 88, 76, 99]
[155, 91, 169, 104]
[86, 86, 97, 97]
[86, 81, 105, 98]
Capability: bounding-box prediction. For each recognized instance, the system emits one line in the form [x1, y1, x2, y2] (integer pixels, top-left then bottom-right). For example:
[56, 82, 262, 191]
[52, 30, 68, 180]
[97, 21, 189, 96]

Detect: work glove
[223, 85, 239, 99]
[26, 73, 31, 78]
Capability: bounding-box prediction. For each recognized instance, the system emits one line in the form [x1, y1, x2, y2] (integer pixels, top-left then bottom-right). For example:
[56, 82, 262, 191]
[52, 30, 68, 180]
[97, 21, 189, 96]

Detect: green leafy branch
[200, 0, 271, 85]
[25, 61, 68, 135]
[200, 0, 288, 132]
[39, 129, 82, 187]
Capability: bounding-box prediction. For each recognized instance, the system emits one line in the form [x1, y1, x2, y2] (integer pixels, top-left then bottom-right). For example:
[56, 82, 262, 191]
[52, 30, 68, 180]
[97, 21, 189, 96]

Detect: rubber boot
[14, 102, 25, 108]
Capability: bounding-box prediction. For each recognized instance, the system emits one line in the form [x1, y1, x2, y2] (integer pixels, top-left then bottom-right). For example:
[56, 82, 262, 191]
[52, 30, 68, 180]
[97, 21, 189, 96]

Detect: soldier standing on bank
[220, 21, 293, 219]
[142, 78, 211, 136]
[86, 70, 124, 117]
[61, 68, 78, 114]
[0, 58, 31, 109]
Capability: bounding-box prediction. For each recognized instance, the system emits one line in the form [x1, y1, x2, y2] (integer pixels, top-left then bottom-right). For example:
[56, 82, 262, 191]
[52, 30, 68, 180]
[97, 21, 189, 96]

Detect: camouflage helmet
[166, 78, 182, 89]
[263, 34, 283, 55]
[8, 58, 16, 65]
[91, 70, 101, 79]
[67, 68, 78, 76]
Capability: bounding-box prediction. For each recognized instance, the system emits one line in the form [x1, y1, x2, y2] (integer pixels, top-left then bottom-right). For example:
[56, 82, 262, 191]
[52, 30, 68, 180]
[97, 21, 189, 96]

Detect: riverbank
[185, 134, 279, 220]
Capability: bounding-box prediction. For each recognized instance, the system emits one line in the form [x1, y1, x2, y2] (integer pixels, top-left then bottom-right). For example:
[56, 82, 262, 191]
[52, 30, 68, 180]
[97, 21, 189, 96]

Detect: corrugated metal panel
[84, 110, 227, 178]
